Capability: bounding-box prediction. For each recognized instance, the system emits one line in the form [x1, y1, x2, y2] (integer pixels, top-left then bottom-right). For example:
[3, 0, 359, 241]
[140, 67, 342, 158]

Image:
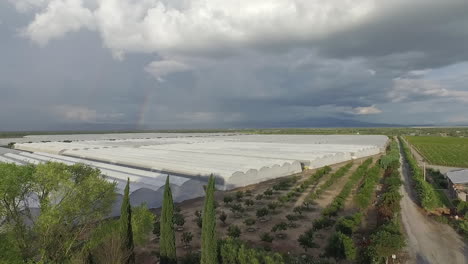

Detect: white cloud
[144, 60, 191, 82]
[19, 0, 376, 55]
[389, 78, 468, 103]
[22, 0, 95, 46]
[349, 105, 382, 115]
[8, 0, 49, 13]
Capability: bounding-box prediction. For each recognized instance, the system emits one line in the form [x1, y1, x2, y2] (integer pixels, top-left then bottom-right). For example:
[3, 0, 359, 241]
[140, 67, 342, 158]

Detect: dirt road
[399, 141, 468, 264]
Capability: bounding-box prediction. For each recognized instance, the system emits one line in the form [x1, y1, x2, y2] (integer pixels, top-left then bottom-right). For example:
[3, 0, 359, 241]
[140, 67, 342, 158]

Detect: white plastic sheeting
[15, 134, 387, 192]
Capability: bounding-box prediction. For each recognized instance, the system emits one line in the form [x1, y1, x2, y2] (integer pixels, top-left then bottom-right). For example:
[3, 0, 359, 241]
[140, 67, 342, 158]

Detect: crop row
[306, 162, 353, 203]
[399, 137, 442, 210]
[354, 163, 382, 209]
[406, 136, 468, 167]
[277, 166, 331, 204]
[360, 142, 405, 263]
[322, 158, 373, 217]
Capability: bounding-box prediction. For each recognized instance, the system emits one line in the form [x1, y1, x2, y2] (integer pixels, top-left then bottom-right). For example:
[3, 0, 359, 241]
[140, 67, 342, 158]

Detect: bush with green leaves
[235, 191, 244, 201]
[271, 222, 288, 233]
[355, 164, 382, 209]
[223, 195, 234, 204]
[335, 212, 362, 235]
[256, 207, 269, 218]
[260, 232, 274, 243]
[325, 232, 357, 261]
[312, 216, 335, 231]
[219, 238, 284, 264]
[244, 218, 256, 226]
[298, 229, 318, 252]
[227, 225, 241, 238]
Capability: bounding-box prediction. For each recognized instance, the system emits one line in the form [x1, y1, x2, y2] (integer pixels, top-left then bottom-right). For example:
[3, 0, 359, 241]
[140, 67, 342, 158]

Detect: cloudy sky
[1, 0, 468, 130]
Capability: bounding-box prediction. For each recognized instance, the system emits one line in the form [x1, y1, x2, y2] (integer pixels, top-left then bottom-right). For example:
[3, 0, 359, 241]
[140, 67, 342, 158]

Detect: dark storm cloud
[1, 0, 468, 130]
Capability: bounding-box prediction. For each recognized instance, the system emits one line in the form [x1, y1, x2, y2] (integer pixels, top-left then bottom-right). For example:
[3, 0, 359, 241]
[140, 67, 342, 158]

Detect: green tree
[201, 175, 217, 264]
[120, 178, 135, 264]
[160, 176, 177, 264]
[132, 203, 156, 246]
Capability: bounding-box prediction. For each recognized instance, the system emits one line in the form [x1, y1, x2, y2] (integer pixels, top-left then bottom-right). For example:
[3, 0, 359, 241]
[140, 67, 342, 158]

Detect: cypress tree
[120, 178, 135, 264]
[201, 175, 217, 264]
[160, 176, 177, 264]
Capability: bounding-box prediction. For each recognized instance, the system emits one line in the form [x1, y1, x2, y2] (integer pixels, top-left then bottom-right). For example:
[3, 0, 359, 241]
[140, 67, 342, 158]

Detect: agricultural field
[406, 136, 468, 167]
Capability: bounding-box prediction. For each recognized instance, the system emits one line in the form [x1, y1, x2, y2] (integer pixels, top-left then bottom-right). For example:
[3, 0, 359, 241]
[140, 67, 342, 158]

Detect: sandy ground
[398, 141, 468, 264]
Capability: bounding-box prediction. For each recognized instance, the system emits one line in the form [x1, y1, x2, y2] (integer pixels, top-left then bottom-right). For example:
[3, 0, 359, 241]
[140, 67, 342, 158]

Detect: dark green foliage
[367, 221, 405, 262]
[174, 213, 185, 227]
[120, 179, 135, 264]
[219, 238, 284, 264]
[153, 219, 161, 238]
[223, 195, 233, 204]
[355, 164, 381, 209]
[256, 207, 269, 218]
[271, 222, 288, 233]
[325, 232, 357, 261]
[201, 175, 217, 264]
[335, 213, 362, 235]
[255, 194, 264, 200]
[160, 176, 176, 264]
[400, 137, 442, 210]
[263, 188, 273, 197]
[180, 252, 201, 264]
[244, 218, 256, 226]
[227, 225, 241, 238]
[260, 232, 274, 243]
[229, 203, 244, 214]
[361, 142, 406, 262]
[312, 216, 335, 231]
[244, 199, 254, 207]
[298, 229, 318, 252]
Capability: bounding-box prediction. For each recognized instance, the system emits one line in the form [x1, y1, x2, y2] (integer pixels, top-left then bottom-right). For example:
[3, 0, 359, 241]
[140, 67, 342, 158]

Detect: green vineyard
[406, 136, 468, 168]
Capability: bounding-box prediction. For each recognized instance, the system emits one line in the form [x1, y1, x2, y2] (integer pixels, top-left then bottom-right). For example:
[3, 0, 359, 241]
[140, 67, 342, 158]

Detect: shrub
[312, 216, 335, 231]
[244, 218, 256, 226]
[325, 232, 357, 261]
[227, 225, 241, 238]
[298, 229, 318, 252]
[223, 196, 234, 204]
[260, 232, 274, 243]
[271, 222, 288, 233]
[219, 211, 227, 225]
[335, 213, 362, 235]
[256, 208, 269, 218]
[235, 191, 244, 201]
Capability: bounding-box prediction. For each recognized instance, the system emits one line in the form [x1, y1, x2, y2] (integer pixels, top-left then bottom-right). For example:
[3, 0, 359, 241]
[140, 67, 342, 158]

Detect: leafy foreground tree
[120, 178, 136, 264]
[160, 176, 177, 264]
[201, 175, 217, 264]
[0, 162, 117, 263]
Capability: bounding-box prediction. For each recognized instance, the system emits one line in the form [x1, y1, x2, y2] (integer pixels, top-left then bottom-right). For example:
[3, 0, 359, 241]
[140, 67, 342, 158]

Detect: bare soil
[135, 155, 382, 263]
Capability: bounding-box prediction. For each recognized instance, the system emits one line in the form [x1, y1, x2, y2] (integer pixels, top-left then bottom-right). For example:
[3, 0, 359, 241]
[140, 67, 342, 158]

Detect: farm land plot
[138, 154, 382, 262]
[406, 136, 468, 167]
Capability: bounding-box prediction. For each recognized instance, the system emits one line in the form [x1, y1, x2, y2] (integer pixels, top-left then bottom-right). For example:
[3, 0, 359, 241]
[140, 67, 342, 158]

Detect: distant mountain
[0, 117, 403, 133]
